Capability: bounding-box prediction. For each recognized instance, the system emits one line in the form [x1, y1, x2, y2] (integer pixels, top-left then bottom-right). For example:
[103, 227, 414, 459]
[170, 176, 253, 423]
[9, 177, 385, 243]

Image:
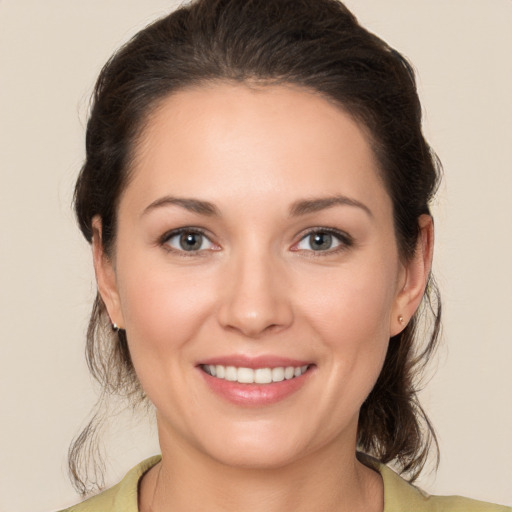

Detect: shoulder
[378, 463, 511, 512]
[58, 455, 161, 512]
[58, 454, 510, 512]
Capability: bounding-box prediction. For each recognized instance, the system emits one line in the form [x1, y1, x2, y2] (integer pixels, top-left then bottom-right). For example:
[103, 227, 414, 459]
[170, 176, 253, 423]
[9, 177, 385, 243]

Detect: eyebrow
[141, 194, 372, 218]
[142, 196, 220, 217]
[289, 195, 373, 218]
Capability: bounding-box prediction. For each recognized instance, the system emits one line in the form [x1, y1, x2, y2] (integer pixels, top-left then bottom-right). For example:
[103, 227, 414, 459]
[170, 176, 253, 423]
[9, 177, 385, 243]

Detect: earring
[112, 323, 120, 332]
[398, 315, 405, 325]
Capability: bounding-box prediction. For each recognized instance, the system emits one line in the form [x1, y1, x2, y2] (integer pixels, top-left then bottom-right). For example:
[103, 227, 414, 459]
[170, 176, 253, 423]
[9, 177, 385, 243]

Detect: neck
[140, 428, 383, 512]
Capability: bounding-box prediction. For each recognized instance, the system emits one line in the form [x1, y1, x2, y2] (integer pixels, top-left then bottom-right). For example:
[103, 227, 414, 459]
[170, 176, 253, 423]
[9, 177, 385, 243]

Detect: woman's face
[96, 83, 427, 469]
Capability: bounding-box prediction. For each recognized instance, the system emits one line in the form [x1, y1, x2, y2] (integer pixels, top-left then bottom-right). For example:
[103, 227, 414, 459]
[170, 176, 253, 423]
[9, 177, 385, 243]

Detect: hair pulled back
[72, 0, 442, 496]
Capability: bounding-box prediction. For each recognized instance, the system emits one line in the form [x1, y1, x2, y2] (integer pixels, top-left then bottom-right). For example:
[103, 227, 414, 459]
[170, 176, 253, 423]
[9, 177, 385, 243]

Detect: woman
[60, 0, 510, 510]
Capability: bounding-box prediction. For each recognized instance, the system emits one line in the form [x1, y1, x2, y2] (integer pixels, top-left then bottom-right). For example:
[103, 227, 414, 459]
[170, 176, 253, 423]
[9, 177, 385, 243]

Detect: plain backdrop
[1, 1, 511, 511]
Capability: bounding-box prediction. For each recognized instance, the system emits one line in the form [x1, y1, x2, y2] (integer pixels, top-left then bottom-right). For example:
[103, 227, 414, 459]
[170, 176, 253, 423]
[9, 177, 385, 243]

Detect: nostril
[217, 260, 294, 336]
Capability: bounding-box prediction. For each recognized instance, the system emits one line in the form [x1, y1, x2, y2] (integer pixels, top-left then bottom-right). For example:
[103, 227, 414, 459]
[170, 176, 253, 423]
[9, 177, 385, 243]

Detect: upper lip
[198, 355, 313, 369]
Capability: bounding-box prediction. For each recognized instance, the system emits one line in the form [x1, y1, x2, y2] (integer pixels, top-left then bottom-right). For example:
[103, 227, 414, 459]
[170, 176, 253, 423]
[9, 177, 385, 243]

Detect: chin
[189, 415, 346, 471]
[204, 438, 307, 470]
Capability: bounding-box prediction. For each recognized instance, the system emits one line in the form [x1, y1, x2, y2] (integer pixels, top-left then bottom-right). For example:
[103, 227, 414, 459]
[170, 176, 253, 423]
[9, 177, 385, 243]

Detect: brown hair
[71, 0, 441, 495]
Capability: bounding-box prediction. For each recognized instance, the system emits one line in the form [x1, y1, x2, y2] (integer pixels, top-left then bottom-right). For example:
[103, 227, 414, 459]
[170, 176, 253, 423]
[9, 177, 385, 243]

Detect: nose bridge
[218, 242, 293, 337]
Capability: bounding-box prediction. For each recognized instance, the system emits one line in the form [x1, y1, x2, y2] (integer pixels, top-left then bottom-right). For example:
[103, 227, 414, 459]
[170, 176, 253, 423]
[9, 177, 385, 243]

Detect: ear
[390, 214, 434, 337]
[92, 216, 124, 329]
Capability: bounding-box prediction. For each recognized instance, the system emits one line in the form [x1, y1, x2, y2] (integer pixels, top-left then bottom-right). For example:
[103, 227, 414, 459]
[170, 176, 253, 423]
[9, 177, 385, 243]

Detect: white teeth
[255, 368, 272, 384]
[237, 367, 254, 384]
[203, 364, 309, 384]
[271, 367, 285, 382]
[225, 366, 237, 381]
[284, 366, 295, 380]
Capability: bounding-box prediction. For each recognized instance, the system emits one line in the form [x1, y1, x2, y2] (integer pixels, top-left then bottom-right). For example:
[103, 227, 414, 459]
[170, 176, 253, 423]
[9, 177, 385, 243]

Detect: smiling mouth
[201, 364, 310, 384]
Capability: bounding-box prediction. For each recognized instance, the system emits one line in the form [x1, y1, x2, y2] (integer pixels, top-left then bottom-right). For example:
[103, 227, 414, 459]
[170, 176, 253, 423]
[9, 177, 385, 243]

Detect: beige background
[1, 1, 511, 511]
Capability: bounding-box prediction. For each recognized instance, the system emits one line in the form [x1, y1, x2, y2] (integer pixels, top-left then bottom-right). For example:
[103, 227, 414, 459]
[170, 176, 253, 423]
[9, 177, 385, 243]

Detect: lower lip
[199, 367, 313, 407]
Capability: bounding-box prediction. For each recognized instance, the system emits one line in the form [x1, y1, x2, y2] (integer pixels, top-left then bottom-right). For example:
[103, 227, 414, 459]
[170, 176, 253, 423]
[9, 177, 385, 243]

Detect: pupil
[310, 233, 332, 250]
[180, 232, 202, 251]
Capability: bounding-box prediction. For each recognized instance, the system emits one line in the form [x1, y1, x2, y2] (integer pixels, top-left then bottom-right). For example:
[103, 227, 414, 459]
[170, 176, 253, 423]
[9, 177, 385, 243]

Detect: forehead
[124, 82, 390, 217]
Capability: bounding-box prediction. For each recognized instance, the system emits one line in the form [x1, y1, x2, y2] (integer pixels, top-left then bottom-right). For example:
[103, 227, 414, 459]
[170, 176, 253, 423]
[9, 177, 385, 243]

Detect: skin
[93, 83, 433, 512]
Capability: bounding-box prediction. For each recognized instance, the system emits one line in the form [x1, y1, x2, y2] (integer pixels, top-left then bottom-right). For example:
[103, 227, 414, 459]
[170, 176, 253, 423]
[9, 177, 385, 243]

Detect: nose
[217, 250, 294, 338]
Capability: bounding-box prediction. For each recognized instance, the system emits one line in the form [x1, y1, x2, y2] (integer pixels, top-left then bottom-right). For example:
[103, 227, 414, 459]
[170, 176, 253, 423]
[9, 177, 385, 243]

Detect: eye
[163, 229, 216, 252]
[294, 229, 352, 252]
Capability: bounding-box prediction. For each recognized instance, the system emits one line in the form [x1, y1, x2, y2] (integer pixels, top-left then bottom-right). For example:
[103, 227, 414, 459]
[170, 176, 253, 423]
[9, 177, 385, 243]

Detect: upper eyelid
[296, 227, 352, 242]
[289, 227, 354, 254]
[158, 227, 219, 255]
[160, 226, 211, 243]
[157, 226, 353, 250]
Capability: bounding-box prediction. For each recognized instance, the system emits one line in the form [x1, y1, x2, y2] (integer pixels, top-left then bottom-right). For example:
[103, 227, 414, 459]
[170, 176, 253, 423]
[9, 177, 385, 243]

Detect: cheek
[298, 260, 398, 342]
[296, 260, 398, 395]
[115, 252, 217, 370]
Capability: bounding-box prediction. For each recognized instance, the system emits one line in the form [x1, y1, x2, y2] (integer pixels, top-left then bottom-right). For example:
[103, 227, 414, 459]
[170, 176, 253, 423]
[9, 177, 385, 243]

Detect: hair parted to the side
[71, 0, 442, 496]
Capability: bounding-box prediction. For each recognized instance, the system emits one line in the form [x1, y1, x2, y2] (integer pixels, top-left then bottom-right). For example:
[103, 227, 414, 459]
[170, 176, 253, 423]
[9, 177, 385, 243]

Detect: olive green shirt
[61, 456, 511, 512]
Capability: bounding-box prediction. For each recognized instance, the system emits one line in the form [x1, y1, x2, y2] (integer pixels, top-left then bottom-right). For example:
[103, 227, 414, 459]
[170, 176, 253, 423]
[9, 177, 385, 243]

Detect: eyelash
[159, 227, 217, 257]
[292, 228, 354, 255]
[158, 227, 354, 256]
